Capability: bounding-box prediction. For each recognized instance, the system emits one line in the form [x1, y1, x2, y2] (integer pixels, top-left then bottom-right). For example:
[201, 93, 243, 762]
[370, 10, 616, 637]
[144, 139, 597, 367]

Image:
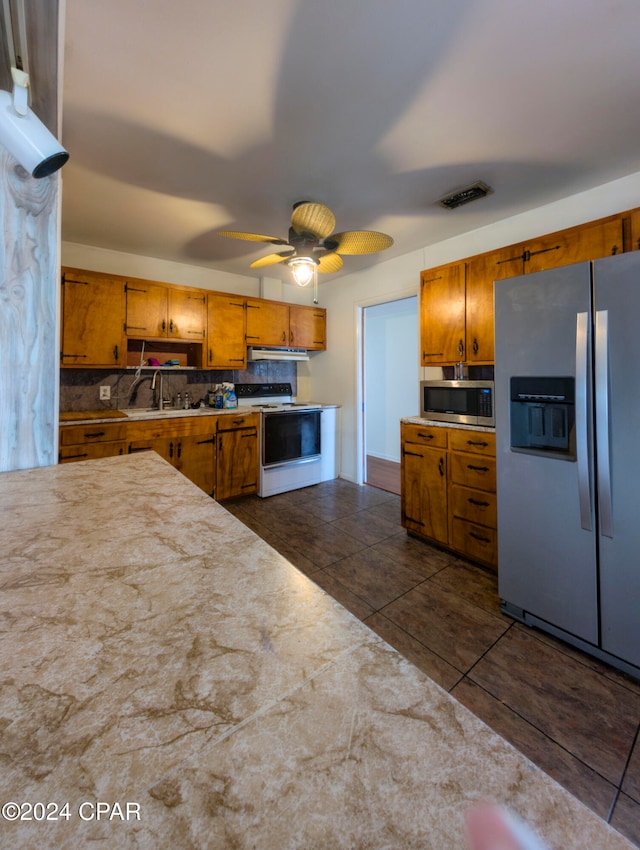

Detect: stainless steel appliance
[494, 252, 640, 677]
[235, 383, 328, 497]
[420, 379, 494, 426]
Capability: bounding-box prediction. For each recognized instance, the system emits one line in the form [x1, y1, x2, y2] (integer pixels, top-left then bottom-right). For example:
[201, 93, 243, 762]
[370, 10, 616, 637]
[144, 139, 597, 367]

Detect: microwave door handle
[595, 309, 613, 538]
[576, 311, 592, 532]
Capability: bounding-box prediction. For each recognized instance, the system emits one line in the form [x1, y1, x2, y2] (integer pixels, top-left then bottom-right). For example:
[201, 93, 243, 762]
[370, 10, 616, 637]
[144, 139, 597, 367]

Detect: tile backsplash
[60, 362, 297, 412]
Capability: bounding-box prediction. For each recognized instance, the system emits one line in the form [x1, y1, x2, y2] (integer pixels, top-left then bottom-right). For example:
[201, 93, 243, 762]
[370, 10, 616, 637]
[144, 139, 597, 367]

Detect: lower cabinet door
[174, 434, 215, 496]
[402, 444, 448, 544]
[216, 428, 258, 500]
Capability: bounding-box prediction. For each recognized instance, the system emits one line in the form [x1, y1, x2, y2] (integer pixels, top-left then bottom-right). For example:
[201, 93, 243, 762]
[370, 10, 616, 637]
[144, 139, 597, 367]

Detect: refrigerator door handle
[595, 309, 613, 538]
[576, 311, 592, 531]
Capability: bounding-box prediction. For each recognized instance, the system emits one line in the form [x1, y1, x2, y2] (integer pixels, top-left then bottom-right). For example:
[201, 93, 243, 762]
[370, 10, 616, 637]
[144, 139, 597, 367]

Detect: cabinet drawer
[449, 484, 497, 528]
[402, 422, 448, 449]
[449, 429, 495, 457]
[451, 517, 497, 568]
[217, 412, 259, 432]
[60, 422, 127, 445]
[449, 452, 496, 492]
[59, 441, 126, 462]
[126, 416, 216, 441]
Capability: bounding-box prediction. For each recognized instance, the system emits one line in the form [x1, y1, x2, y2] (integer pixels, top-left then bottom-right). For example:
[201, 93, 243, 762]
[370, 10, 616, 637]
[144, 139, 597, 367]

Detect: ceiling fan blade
[249, 251, 294, 269]
[217, 230, 288, 245]
[316, 252, 344, 274]
[330, 230, 394, 255]
[291, 202, 336, 239]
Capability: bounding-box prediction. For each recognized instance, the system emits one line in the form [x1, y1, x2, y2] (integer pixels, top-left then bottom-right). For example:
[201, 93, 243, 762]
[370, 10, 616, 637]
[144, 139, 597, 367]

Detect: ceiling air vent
[438, 181, 493, 210]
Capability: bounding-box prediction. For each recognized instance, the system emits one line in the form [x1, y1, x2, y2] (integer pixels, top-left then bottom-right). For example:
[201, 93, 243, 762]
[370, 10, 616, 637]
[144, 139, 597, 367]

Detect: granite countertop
[0, 453, 632, 849]
[402, 416, 496, 433]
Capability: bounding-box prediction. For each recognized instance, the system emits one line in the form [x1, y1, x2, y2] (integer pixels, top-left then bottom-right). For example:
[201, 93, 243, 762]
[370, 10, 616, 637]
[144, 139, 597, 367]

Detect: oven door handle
[263, 455, 321, 470]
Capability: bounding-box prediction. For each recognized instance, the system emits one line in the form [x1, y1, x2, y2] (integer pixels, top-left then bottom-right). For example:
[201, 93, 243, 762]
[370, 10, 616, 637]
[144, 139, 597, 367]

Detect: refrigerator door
[494, 262, 598, 643]
[593, 252, 640, 667]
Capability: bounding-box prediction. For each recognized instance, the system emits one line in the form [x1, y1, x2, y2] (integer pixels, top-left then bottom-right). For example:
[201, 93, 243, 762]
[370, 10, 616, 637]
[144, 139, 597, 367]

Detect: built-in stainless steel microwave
[420, 380, 495, 427]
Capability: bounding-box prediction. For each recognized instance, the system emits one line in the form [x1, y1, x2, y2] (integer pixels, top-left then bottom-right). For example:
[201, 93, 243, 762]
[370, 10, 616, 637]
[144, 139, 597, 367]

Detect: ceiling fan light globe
[289, 257, 316, 287]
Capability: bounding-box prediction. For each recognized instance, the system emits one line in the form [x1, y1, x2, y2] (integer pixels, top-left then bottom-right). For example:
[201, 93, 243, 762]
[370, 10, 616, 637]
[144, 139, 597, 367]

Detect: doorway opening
[362, 296, 418, 493]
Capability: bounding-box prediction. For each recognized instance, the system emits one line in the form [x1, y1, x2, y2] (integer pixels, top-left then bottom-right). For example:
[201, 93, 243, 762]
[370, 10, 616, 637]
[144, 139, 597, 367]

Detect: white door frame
[354, 286, 419, 485]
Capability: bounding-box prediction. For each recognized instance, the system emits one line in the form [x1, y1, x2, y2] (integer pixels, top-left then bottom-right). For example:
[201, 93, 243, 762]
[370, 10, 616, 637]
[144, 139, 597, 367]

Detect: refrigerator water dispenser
[509, 376, 575, 458]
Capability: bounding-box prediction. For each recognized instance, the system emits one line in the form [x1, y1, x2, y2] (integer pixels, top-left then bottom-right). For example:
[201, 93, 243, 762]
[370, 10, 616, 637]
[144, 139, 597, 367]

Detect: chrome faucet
[150, 369, 164, 410]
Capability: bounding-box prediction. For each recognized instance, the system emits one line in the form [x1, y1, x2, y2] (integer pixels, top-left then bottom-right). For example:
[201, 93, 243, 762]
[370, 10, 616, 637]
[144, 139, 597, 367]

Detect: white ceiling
[61, 0, 640, 281]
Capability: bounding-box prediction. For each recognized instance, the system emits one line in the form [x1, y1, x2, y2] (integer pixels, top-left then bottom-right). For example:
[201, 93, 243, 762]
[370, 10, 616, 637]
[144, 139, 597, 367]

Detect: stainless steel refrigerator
[494, 251, 640, 678]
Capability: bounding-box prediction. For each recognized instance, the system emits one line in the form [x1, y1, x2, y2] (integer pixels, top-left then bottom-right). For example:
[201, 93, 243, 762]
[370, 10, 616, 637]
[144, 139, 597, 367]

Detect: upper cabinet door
[245, 299, 290, 346]
[466, 246, 525, 364]
[525, 217, 624, 274]
[207, 294, 247, 368]
[61, 271, 124, 367]
[125, 281, 167, 337]
[420, 262, 466, 365]
[168, 288, 206, 340]
[289, 306, 326, 350]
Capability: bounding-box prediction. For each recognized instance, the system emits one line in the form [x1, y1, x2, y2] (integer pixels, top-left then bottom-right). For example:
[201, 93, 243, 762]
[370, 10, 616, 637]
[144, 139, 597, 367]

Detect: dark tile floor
[221, 479, 640, 847]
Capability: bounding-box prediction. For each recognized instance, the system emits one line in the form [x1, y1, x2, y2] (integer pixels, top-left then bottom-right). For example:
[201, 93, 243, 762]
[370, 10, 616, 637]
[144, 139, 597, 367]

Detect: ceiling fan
[216, 202, 394, 294]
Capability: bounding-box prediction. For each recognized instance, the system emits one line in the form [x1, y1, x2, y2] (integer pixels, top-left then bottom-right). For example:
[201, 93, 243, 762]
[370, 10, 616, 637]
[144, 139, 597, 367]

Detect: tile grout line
[606, 720, 640, 824]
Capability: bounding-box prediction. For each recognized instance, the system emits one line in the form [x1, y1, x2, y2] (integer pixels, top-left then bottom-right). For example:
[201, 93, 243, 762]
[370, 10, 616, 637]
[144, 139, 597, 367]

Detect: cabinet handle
[467, 464, 489, 472]
[438, 457, 445, 476]
[468, 498, 490, 507]
[176, 441, 182, 459]
[61, 353, 87, 359]
[611, 244, 619, 255]
[403, 449, 424, 458]
[83, 431, 105, 438]
[282, 331, 286, 343]
[467, 440, 488, 447]
[472, 337, 479, 355]
[417, 432, 434, 440]
[60, 452, 88, 461]
[209, 348, 213, 361]
[457, 339, 464, 357]
[423, 351, 444, 358]
[125, 325, 147, 331]
[469, 531, 491, 543]
[113, 344, 119, 361]
[290, 331, 294, 344]
[169, 441, 174, 458]
[169, 320, 174, 333]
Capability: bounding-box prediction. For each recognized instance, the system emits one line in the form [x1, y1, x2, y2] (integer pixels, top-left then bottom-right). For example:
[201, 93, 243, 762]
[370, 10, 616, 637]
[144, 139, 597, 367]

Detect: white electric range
[235, 383, 331, 498]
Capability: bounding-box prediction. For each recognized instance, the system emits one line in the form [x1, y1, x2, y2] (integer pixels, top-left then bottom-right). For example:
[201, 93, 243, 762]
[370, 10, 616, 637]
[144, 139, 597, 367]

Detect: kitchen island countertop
[0, 452, 632, 849]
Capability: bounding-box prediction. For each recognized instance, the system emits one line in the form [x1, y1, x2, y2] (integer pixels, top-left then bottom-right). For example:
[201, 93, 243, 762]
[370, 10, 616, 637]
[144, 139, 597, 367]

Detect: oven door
[262, 409, 321, 468]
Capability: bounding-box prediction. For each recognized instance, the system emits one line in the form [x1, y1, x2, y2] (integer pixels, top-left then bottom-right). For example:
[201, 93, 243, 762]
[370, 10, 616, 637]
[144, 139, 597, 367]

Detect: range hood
[248, 347, 309, 362]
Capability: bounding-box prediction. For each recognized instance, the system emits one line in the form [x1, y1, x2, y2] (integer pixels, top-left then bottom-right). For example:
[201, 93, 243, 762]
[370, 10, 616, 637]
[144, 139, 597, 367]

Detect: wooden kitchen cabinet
[216, 413, 259, 500]
[127, 416, 216, 496]
[289, 305, 327, 350]
[421, 212, 626, 367]
[207, 293, 247, 368]
[125, 279, 207, 341]
[59, 421, 127, 462]
[524, 216, 623, 274]
[61, 270, 125, 368]
[246, 299, 290, 347]
[246, 300, 327, 350]
[401, 423, 497, 570]
[400, 423, 448, 544]
[420, 262, 466, 366]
